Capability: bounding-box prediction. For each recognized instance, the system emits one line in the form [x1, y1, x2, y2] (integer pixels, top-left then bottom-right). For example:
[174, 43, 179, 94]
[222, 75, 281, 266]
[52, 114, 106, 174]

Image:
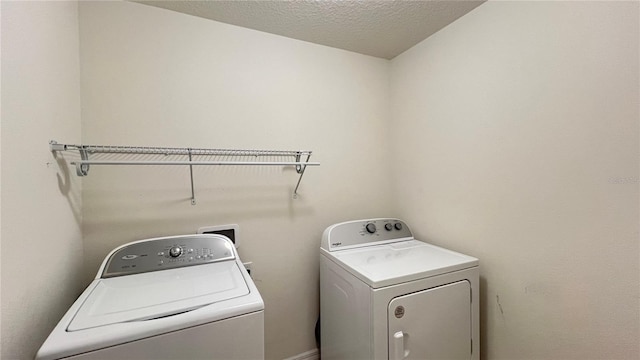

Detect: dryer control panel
[101, 234, 235, 278]
[321, 218, 413, 251]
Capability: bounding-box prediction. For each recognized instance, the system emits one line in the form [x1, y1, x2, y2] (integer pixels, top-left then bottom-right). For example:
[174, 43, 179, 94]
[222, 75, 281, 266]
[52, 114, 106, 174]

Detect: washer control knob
[384, 223, 393, 231]
[169, 246, 183, 258]
[365, 223, 377, 234]
[394, 223, 403, 231]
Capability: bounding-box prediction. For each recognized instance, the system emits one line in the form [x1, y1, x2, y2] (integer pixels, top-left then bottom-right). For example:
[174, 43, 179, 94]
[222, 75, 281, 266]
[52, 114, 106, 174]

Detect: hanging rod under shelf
[70, 160, 320, 166]
[49, 140, 319, 204]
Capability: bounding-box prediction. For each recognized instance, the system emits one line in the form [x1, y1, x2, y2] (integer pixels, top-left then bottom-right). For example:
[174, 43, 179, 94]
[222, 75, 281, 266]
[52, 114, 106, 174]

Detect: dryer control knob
[394, 223, 403, 231]
[169, 246, 183, 258]
[365, 223, 377, 234]
[384, 223, 393, 231]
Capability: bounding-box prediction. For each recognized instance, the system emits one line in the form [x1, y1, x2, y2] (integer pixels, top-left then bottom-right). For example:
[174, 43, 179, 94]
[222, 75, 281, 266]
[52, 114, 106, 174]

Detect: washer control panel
[102, 234, 235, 278]
[321, 218, 412, 251]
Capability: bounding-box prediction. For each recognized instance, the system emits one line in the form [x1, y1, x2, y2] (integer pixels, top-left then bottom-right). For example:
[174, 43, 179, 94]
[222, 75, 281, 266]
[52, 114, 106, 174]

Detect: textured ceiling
[133, 0, 485, 59]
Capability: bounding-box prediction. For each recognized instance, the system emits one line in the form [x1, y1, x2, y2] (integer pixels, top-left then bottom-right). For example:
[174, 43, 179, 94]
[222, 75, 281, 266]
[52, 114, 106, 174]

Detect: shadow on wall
[53, 151, 82, 226]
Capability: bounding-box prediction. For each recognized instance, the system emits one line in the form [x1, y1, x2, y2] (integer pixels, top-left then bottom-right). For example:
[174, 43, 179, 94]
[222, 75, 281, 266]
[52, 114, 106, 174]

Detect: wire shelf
[49, 140, 319, 204]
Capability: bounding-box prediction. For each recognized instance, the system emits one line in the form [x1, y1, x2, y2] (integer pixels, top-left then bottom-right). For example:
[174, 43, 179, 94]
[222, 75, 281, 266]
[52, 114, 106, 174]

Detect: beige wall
[78, 1, 392, 359]
[1, 1, 84, 359]
[390, 1, 639, 359]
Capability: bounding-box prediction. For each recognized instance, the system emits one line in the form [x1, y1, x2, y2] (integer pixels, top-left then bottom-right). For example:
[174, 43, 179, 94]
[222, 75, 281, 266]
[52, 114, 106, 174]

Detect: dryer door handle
[392, 331, 409, 360]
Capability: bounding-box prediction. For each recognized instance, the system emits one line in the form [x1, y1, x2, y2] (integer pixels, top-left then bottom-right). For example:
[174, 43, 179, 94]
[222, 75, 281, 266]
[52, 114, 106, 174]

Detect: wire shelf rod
[50, 140, 318, 203]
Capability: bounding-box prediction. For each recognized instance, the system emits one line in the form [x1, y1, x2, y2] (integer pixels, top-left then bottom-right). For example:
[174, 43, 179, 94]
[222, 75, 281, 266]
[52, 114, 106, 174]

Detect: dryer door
[388, 280, 471, 360]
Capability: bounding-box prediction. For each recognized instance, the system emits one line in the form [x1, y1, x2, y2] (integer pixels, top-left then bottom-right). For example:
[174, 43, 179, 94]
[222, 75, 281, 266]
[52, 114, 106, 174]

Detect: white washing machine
[320, 218, 479, 360]
[36, 234, 264, 360]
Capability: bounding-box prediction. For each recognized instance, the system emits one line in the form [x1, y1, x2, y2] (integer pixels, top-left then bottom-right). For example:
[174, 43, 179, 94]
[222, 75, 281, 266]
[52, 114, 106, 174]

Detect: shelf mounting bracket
[188, 148, 196, 205]
[76, 148, 90, 176]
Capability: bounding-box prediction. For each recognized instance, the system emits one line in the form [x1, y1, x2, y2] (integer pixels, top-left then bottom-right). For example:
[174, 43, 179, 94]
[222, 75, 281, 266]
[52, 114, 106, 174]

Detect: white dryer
[36, 234, 264, 360]
[320, 219, 479, 360]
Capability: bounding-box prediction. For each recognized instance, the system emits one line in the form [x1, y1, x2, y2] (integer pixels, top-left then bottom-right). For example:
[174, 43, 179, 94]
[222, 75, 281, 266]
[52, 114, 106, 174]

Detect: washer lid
[68, 261, 248, 331]
[328, 240, 478, 288]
